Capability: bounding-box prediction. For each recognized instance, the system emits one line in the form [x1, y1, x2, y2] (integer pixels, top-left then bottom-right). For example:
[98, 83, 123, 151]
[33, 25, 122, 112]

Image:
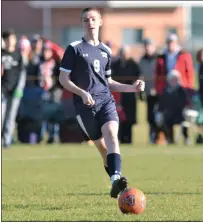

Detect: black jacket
[25, 54, 42, 87]
[2, 49, 23, 96]
[112, 58, 140, 123]
[158, 86, 187, 124]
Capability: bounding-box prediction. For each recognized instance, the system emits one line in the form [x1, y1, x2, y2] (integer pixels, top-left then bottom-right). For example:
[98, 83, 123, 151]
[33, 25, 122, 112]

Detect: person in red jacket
[155, 33, 194, 95]
[154, 33, 195, 144]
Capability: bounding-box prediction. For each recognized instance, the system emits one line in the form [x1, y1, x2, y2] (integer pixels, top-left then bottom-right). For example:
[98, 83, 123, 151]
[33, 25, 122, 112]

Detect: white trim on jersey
[70, 40, 83, 47]
[106, 69, 111, 75]
[59, 67, 72, 73]
[101, 43, 112, 55]
[76, 115, 90, 138]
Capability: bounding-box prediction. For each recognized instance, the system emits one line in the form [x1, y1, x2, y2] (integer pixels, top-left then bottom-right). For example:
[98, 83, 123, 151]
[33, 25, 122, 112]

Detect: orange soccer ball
[118, 188, 146, 214]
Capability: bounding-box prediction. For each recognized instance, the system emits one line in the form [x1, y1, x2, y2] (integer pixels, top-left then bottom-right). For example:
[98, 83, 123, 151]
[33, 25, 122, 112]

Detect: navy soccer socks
[104, 165, 110, 177]
[107, 153, 121, 183]
[107, 153, 128, 198]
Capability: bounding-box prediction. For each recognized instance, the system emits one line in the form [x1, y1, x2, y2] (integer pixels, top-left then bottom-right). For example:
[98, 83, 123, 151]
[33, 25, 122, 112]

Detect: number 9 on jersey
[93, 59, 100, 73]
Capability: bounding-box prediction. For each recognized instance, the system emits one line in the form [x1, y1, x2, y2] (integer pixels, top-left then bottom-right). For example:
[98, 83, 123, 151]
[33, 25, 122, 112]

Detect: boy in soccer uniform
[59, 8, 145, 198]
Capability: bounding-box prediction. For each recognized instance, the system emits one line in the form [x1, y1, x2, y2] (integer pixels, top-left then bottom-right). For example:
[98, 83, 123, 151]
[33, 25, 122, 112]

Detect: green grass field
[2, 144, 203, 221]
[2, 102, 203, 221]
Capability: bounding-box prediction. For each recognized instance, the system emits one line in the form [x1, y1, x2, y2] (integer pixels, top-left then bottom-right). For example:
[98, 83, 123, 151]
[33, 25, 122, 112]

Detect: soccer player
[59, 8, 145, 198]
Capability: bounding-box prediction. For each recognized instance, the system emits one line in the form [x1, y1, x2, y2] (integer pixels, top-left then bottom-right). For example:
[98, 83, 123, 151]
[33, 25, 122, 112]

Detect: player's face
[81, 10, 102, 36]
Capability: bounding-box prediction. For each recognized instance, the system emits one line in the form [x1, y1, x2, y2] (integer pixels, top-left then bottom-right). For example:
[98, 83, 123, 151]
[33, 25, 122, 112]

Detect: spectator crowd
[1, 29, 203, 148]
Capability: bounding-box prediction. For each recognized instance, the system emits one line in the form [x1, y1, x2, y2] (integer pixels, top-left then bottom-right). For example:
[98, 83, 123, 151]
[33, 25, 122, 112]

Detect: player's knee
[104, 128, 118, 141]
[102, 121, 118, 138]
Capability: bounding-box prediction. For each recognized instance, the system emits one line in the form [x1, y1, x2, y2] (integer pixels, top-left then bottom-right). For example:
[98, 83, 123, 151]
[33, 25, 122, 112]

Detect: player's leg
[93, 137, 110, 177]
[75, 106, 110, 176]
[101, 120, 120, 154]
[101, 120, 128, 198]
[99, 101, 128, 198]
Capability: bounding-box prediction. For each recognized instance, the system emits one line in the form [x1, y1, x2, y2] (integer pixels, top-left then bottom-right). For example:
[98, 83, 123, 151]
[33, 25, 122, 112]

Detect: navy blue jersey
[60, 38, 113, 105]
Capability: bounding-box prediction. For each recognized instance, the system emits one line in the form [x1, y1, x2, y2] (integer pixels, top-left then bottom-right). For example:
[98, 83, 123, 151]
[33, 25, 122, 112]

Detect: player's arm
[105, 53, 145, 93]
[59, 70, 85, 97]
[107, 77, 145, 93]
[59, 45, 95, 105]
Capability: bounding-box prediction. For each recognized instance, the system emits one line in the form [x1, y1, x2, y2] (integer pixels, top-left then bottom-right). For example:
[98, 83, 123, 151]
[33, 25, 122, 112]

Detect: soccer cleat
[110, 177, 128, 198]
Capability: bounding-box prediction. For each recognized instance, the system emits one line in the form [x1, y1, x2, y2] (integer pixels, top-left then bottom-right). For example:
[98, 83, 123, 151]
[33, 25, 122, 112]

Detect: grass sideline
[2, 144, 203, 221]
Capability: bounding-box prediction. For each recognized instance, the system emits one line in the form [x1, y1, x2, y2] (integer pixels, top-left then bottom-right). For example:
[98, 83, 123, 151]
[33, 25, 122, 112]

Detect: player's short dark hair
[80, 7, 101, 20]
[2, 29, 16, 40]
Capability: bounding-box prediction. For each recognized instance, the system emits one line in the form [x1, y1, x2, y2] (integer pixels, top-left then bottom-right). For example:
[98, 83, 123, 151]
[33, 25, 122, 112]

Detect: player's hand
[133, 80, 145, 92]
[81, 91, 95, 106]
